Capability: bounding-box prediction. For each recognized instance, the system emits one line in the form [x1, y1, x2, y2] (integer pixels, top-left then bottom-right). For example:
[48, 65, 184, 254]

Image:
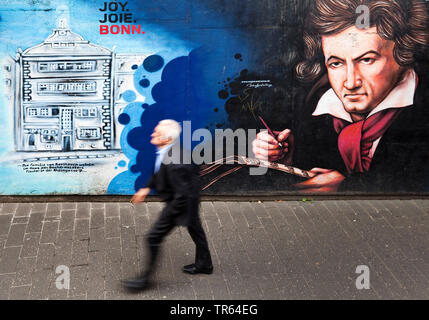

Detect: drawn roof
[23, 18, 111, 56]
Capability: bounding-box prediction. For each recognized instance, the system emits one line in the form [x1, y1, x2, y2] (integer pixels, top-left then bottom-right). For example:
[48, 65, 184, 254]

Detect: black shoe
[183, 264, 213, 275]
[121, 276, 150, 290]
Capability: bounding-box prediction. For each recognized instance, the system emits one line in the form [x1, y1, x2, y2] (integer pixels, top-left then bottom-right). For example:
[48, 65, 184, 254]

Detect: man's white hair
[159, 119, 182, 142]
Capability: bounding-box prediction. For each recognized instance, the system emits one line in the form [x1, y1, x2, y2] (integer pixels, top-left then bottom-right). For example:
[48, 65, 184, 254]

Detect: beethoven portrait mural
[0, 0, 428, 195]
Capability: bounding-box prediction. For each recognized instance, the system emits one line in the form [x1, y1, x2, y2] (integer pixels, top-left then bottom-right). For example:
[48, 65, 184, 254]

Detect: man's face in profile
[322, 26, 404, 121]
[150, 123, 170, 147]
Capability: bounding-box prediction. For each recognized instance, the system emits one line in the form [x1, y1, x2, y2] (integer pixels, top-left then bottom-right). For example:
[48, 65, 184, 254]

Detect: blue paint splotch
[122, 90, 137, 102]
[143, 55, 164, 72]
[139, 79, 150, 88]
[118, 113, 131, 125]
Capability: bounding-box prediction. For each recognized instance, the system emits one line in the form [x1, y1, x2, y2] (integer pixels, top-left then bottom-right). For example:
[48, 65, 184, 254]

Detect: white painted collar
[312, 69, 418, 123]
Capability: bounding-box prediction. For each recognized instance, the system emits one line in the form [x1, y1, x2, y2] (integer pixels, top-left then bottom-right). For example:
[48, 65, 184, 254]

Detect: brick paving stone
[13, 257, 36, 287]
[1, 203, 18, 215]
[105, 256, 121, 291]
[21, 233, 41, 258]
[26, 212, 45, 233]
[90, 208, 105, 229]
[9, 285, 31, 300]
[0, 239, 5, 261]
[36, 243, 55, 271]
[54, 230, 73, 267]
[121, 226, 137, 249]
[0, 246, 21, 274]
[71, 240, 89, 266]
[62, 203, 76, 210]
[121, 247, 139, 280]
[40, 220, 59, 244]
[146, 202, 163, 225]
[46, 203, 61, 218]
[133, 203, 148, 217]
[0, 215, 12, 236]
[76, 203, 90, 219]
[49, 280, 69, 300]
[31, 203, 47, 213]
[120, 204, 135, 227]
[89, 228, 106, 252]
[15, 204, 32, 217]
[87, 251, 105, 300]
[105, 203, 120, 217]
[0, 274, 14, 299]
[105, 217, 120, 238]
[29, 269, 52, 299]
[91, 203, 105, 209]
[74, 219, 89, 241]
[59, 209, 75, 231]
[6, 224, 26, 247]
[69, 265, 88, 297]
[12, 217, 29, 224]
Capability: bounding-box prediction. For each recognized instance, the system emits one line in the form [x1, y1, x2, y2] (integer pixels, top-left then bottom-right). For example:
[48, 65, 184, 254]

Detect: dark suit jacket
[293, 70, 429, 193]
[146, 146, 200, 226]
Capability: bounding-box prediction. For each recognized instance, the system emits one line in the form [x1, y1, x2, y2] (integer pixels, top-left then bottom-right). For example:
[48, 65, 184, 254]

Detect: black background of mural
[200, 0, 315, 194]
[218, 0, 313, 131]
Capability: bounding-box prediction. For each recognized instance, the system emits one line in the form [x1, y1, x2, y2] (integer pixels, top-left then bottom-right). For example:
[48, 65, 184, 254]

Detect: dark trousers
[145, 209, 212, 276]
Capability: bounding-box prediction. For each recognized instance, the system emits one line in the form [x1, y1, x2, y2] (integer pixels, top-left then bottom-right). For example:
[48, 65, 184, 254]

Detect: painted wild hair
[296, 0, 429, 82]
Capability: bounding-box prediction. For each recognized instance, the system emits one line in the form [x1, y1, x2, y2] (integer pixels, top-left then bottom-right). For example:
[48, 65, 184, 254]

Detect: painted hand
[252, 129, 294, 165]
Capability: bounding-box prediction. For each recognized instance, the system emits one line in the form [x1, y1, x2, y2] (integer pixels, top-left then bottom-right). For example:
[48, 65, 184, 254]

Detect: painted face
[150, 123, 171, 148]
[322, 26, 403, 121]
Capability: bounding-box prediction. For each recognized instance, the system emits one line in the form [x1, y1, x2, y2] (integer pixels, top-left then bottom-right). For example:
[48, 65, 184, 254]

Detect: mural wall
[1, 0, 429, 195]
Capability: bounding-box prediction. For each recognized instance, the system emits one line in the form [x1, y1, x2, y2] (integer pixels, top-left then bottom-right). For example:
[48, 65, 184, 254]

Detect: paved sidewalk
[0, 200, 428, 300]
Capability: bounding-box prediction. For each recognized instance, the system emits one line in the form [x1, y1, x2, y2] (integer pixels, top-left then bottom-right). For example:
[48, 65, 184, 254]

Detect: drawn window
[39, 63, 48, 72]
[77, 127, 101, 140]
[75, 107, 97, 118]
[38, 61, 96, 73]
[27, 108, 37, 116]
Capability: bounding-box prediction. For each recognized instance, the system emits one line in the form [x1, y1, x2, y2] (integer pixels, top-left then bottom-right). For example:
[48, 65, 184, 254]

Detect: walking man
[122, 119, 213, 290]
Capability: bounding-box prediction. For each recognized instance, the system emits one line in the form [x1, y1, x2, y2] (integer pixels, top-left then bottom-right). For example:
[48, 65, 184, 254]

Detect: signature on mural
[241, 80, 273, 89]
[238, 87, 263, 120]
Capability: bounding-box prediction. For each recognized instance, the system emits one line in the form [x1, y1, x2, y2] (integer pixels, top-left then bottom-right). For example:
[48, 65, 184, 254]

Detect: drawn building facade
[4, 19, 143, 153]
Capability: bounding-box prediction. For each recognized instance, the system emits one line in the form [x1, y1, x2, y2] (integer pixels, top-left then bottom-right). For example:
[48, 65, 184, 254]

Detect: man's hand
[131, 187, 151, 204]
[293, 168, 345, 193]
[252, 129, 294, 165]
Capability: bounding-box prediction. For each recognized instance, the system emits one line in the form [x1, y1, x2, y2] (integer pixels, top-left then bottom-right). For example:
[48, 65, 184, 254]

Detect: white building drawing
[3, 18, 145, 155]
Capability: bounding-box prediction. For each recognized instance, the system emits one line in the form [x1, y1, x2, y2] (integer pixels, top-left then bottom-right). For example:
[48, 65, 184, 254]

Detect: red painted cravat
[332, 109, 402, 173]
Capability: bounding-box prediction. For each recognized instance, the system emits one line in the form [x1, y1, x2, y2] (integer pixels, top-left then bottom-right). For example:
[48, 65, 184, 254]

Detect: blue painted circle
[139, 79, 150, 88]
[131, 64, 138, 70]
[118, 160, 126, 167]
[130, 165, 139, 173]
[122, 90, 136, 102]
[118, 113, 130, 125]
[143, 55, 164, 72]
